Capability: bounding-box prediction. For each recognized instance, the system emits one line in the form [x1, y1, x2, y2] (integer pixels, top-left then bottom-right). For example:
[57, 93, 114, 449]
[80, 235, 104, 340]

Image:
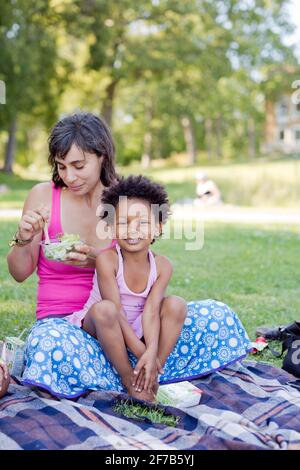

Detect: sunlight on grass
[127, 158, 300, 208]
[113, 399, 180, 427]
[1, 158, 300, 208]
[1, 217, 299, 376]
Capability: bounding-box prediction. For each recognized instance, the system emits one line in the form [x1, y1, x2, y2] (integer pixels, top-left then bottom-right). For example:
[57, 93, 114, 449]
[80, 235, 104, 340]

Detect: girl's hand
[133, 349, 158, 394]
[132, 367, 146, 393]
[17, 204, 50, 242]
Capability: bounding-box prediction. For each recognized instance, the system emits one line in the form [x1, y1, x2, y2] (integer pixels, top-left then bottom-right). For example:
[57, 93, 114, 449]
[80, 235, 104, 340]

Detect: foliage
[0, 0, 299, 169]
[0, 0, 69, 128]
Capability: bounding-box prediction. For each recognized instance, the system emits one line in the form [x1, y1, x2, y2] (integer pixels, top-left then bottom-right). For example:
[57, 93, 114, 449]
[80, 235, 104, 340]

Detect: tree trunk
[101, 80, 117, 128]
[3, 117, 17, 173]
[141, 100, 154, 169]
[141, 131, 152, 169]
[205, 118, 213, 160]
[248, 117, 256, 159]
[181, 116, 197, 165]
[215, 115, 223, 160]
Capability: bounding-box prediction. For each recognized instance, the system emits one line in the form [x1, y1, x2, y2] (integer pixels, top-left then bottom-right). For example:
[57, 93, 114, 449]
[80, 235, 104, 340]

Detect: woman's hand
[62, 243, 95, 268]
[17, 204, 50, 242]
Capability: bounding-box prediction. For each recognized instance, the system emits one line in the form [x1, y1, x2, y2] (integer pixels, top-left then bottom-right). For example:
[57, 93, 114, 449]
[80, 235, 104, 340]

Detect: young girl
[69, 175, 187, 402]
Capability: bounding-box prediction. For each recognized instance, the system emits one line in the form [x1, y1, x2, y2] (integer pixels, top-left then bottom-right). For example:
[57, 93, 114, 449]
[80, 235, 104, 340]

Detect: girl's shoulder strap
[115, 243, 124, 279]
[148, 248, 158, 283]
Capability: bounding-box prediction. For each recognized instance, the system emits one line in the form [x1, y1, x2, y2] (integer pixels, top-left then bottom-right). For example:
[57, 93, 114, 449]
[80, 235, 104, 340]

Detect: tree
[0, 0, 68, 172]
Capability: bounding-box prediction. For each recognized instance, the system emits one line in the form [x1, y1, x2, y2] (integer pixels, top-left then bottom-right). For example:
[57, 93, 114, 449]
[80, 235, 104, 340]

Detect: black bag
[280, 322, 300, 378]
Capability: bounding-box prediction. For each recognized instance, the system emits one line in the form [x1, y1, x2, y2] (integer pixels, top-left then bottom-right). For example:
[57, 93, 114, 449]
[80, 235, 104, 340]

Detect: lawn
[1, 217, 299, 367]
[1, 157, 300, 209]
[0, 171, 42, 209]
[1, 159, 300, 369]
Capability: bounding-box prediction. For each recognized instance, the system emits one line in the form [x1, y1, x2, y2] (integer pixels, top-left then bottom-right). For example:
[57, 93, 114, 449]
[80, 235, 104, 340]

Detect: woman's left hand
[62, 244, 95, 268]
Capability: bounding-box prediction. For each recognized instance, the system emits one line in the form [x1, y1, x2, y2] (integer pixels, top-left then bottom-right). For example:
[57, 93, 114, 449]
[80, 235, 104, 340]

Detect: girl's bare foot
[127, 384, 155, 403]
[152, 381, 159, 395]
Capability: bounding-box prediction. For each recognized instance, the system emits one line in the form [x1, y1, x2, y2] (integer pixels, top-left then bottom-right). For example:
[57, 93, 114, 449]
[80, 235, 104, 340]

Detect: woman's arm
[96, 252, 146, 358]
[142, 256, 173, 353]
[7, 183, 51, 282]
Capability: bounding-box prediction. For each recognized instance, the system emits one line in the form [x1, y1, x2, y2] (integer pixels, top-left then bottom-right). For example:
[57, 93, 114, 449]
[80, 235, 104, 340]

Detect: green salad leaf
[43, 233, 83, 261]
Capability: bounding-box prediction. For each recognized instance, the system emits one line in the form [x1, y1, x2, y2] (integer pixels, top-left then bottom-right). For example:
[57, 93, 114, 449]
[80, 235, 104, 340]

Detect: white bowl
[40, 237, 84, 261]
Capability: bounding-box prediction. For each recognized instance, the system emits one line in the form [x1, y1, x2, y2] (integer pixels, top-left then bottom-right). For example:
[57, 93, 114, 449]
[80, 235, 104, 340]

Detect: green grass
[250, 340, 284, 367]
[1, 163, 299, 423]
[1, 157, 300, 208]
[0, 171, 41, 209]
[125, 158, 300, 208]
[1, 217, 299, 423]
[0, 219, 37, 337]
[113, 400, 180, 427]
[1, 218, 299, 369]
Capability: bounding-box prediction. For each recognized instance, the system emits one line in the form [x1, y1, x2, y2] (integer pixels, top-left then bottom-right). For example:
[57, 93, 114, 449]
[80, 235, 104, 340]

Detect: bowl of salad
[40, 233, 84, 261]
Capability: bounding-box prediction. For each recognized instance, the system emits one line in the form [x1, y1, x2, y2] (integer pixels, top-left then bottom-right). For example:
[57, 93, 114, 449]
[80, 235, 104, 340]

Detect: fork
[44, 221, 50, 245]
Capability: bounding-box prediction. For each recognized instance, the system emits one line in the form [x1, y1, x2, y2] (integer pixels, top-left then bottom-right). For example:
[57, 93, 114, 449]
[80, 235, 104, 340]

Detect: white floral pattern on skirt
[21, 300, 253, 398]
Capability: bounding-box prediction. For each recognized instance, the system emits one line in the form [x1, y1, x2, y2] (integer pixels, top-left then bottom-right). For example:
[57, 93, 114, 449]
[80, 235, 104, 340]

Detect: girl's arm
[95, 252, 146, 358]
[133, 256, 173, 393]
[142, 255, 173, 353]
[7, 183, 51, 282]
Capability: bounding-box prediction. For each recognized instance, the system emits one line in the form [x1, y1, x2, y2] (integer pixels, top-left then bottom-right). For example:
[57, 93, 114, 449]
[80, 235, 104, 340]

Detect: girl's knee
[89, 300, 118, 325]
[161, 295, 187, 321]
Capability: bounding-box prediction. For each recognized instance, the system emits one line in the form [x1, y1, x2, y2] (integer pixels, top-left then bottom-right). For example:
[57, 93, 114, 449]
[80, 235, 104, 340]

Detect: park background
[1, 0, 300, 366]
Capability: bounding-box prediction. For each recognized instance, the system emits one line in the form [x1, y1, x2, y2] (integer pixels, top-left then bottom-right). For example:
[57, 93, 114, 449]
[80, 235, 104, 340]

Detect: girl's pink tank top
[115, 243, 157, 338]
[36, 182, 114, 320]
[81, 242, 157, 338]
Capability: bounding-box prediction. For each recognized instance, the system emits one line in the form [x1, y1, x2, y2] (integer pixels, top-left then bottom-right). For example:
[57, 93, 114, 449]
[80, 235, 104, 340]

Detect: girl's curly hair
[100, 175, 171, 225]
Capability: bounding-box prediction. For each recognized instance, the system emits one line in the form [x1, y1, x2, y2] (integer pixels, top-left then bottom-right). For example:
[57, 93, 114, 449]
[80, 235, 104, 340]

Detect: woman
[6, 111, 252, 399]
[7, 112, 119, 397]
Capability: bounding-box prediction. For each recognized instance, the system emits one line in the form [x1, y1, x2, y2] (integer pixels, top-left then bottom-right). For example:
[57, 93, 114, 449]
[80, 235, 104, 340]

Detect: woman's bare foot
[0, 374, 10, 399]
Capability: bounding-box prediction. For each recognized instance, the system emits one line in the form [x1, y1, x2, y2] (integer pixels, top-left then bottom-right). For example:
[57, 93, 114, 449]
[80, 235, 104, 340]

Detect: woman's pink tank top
[36, 182, 112, 320]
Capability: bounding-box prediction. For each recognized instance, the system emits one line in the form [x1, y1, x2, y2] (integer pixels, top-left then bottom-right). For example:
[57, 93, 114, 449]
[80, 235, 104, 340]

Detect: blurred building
[263, 94, 300, 153]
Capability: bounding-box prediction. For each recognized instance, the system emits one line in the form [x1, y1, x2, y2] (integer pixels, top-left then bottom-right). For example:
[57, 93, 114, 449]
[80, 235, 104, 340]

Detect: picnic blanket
[1, 360, 300, 450]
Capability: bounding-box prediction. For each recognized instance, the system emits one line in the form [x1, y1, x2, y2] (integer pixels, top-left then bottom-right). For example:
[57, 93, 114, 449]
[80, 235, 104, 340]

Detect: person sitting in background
[195, 171, 222, 205]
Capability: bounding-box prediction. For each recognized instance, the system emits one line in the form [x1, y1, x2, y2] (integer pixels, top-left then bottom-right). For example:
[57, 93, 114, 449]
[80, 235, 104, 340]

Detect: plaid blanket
[1, 360, 300, 450]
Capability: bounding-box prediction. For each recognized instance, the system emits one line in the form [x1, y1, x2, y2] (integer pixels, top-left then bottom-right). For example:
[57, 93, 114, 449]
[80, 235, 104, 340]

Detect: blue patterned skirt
[21, 300, 253, 398]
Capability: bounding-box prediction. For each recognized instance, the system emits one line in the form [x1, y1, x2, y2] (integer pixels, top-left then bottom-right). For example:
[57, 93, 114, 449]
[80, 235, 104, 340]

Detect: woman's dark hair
[100, 175, 171, 226]
[48, 112, 118, 187]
